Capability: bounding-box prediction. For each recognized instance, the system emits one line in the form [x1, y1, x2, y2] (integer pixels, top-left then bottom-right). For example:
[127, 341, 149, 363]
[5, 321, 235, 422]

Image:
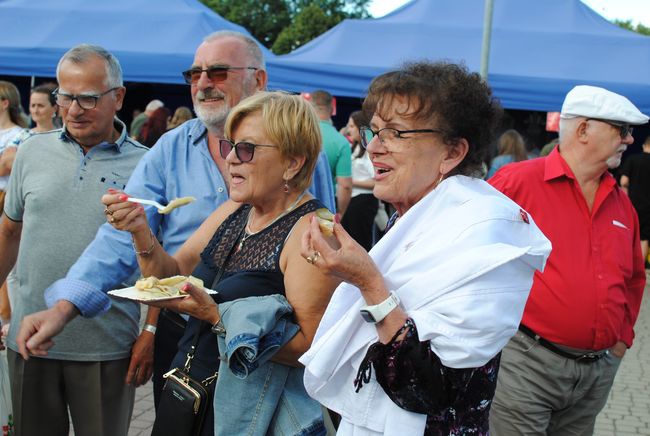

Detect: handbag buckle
[183, 345, 196, 372]
[162, 368, 178, 379]
[202, 371, 219, 386]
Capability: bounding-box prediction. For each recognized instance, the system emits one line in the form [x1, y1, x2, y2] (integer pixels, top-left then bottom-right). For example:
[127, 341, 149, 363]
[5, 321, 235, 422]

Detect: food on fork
[135, 275, 204, 299]
[315, 208, 335, 236]
[158, 196, 196, 214]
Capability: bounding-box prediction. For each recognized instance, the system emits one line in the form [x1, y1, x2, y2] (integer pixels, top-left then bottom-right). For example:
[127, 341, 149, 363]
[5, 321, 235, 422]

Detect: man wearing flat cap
[489, 85, 649, 435]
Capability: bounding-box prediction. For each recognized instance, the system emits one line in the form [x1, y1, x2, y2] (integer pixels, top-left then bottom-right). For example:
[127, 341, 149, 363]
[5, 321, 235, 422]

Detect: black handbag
[151, 324, 218, 436]
[151, 226, 243, 436]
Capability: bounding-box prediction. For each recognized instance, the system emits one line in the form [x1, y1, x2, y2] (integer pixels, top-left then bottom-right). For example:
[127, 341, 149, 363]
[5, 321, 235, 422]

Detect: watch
[211, 318, 226, 336]
[359, 292, 401, 323]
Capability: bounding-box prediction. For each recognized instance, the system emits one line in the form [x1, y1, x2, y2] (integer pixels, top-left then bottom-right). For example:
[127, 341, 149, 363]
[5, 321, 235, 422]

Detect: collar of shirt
[544, 144, 617, 205]
[59, 117, 129, 152]
[188, 118, 208, 146]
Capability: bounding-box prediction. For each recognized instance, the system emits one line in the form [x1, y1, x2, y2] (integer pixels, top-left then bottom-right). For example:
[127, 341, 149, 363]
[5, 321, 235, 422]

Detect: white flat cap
[561, 85, 649, 125]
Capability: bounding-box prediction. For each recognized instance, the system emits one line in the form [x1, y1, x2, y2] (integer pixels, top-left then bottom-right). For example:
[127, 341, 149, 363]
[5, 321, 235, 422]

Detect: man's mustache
[196, 89, 225, 101]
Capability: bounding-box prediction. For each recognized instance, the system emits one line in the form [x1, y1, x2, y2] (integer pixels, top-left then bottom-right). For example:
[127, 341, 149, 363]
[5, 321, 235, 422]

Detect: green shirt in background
[130, 112, 147, 138]
[319, 120, 352, 190]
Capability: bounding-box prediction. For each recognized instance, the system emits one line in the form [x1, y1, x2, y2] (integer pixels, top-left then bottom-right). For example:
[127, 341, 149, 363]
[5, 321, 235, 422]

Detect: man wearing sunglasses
[489, 85, 649, 435]
[15, 30, 335, 418]
[0, 44, 148, 435]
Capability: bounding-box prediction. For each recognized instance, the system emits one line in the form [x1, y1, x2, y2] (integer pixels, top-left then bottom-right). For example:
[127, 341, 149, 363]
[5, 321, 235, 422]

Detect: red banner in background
[546, 112, 560, 132]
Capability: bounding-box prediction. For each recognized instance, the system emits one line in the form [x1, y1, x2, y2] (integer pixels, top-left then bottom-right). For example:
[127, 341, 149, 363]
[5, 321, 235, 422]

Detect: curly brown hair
[363, 61, 502, 177]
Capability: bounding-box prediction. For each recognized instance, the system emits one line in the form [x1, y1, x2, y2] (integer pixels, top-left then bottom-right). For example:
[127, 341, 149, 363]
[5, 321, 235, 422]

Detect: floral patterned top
[354, 318, 500, 435]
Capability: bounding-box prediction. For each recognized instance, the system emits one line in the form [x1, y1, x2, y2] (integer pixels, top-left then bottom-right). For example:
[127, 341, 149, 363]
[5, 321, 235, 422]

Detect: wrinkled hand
[101, 189, 149, 234]
[126, 330, 155, 386]
[301, 214, 383, 290]
[144, 282, 219, 325]
[16, 301, 78, 359]
[610, 341, 627, 358]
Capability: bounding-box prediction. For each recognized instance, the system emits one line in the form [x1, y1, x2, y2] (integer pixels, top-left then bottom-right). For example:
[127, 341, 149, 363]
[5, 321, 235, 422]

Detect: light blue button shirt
[45, 118, 336, 316]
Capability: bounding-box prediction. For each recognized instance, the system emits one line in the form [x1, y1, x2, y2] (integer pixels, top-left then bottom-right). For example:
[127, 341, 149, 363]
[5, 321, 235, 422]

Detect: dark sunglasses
[219, 139, 277, 162]
[586, 118, 633, 139]
[181, 66, 258, 85]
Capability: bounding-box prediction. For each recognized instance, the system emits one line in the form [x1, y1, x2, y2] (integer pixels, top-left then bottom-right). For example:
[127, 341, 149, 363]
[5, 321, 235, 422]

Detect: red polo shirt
[489, 147, 645, 350]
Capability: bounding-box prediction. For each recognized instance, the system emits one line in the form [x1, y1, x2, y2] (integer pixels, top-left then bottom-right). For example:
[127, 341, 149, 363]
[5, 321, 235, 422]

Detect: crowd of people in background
[0, 28, 647, 436]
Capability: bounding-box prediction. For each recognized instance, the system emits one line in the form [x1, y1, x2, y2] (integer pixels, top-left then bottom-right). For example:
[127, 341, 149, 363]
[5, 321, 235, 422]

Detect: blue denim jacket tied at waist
[214, 294, 325, 436]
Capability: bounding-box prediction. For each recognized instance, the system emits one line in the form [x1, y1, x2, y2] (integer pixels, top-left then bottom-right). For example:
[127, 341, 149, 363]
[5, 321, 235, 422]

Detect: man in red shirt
[489, 85, 649, 435]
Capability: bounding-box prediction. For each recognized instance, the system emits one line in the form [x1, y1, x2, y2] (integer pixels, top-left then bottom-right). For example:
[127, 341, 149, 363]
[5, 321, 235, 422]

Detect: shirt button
[598, 274, 603, 279]
[218, 187, 224, 193]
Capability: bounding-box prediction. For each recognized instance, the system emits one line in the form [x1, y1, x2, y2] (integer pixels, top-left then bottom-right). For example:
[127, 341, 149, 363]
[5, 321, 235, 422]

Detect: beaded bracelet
[133, 230, 155, 256]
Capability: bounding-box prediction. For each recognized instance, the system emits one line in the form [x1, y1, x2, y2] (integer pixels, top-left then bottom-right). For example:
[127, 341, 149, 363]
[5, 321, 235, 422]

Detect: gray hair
[145, 99, 164, 113]
[56, 44, 123, 88]
[558, 117, 579, 143]
[203, 31, 266, 70]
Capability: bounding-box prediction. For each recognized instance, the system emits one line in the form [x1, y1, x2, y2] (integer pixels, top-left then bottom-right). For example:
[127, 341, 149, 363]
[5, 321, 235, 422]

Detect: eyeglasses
[359, 126, 447, 149]
[52, 87, 118, 110]
[219, 139, 277, 162]
[182, 66, 258, 85]
[586, 118, 633, 139]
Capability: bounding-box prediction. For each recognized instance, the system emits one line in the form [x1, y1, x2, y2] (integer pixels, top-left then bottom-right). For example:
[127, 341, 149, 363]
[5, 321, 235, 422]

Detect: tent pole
[480, 0, 494, 81]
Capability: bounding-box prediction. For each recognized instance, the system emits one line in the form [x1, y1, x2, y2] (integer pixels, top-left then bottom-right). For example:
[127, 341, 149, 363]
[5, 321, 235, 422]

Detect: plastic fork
[126, 197, 168, 212]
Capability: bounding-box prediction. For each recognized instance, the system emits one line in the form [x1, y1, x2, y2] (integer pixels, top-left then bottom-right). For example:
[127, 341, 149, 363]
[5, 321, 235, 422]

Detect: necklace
[237, 191, 307, 251]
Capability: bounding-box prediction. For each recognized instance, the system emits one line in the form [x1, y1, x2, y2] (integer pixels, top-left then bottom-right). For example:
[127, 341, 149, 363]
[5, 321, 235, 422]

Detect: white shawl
[299, 176, 552, 435]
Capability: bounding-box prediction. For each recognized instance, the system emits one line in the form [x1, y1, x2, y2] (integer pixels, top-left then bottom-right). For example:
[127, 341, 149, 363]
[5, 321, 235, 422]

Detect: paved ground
[594, 283, 650, 436]
[128, 383, 155, 436]
[71, 281, 650, 435]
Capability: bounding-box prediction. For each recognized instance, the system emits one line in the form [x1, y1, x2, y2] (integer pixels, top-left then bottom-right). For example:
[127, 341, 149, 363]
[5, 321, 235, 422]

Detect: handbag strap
[182, 224, 246, 379]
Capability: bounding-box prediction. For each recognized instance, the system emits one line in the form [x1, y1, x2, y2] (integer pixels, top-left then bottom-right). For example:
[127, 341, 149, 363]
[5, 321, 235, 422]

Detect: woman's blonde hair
[497, 129, 527, 162]
[0, 81, 28, 128]
[225, 91, 322, 192]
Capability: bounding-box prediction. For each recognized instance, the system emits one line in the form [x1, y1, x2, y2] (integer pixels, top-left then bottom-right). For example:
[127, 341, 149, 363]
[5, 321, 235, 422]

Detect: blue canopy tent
[269, 0, 650, 113]
[0, 0, 273, 84]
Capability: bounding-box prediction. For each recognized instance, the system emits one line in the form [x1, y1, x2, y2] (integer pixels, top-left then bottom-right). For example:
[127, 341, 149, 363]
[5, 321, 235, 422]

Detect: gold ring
[306, 255, 315, 265]
[109, 216, 116, 224]
[312, 251, 321, 262]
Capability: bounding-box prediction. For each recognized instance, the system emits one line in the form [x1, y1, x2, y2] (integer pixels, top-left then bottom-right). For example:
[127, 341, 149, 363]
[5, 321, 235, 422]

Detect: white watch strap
[360, 291, 401, 323]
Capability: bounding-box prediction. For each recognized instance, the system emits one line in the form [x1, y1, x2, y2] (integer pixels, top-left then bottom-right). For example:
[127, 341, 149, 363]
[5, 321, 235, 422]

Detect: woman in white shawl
[299, 61, 552, 435]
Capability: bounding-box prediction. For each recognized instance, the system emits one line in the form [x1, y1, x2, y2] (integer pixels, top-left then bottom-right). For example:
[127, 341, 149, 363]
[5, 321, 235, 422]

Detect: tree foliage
[201, 0, 371, 54]
[614, 19, 650, 36]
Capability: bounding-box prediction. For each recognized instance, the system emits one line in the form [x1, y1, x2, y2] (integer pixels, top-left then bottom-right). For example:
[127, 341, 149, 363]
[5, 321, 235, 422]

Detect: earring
[435, 172, 444, 189]
[283, 178, 290, 193]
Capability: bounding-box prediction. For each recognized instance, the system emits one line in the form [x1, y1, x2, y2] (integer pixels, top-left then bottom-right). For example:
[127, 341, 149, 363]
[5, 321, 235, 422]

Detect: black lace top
[173, 199, 322, 378]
